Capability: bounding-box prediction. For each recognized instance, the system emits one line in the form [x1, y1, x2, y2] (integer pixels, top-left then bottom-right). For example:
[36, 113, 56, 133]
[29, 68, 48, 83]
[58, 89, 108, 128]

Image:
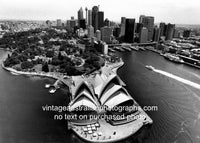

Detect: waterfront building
[96, 30, 101, 41]
[56, 19, 62, 27]
[153, 27, 161, 42]
[88, 10, 92, 26]
[135, 23, 143, 34]
[166, 23, 175, 41]
[140, 16, 154, 41]
[101, 26, 113, 43]
[120, 17, 126, 37]
[87, 25, 94, 38]
[139, 27, 148, 43]
[92, 6, 99, 31]
[124, 18, 135, 43]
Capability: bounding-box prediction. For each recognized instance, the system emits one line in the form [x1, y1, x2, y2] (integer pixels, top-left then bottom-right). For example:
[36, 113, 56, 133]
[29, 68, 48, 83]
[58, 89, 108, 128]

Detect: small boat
[45, 84, 51, 88]
[49, 88, 56, 94]
[145, 65, 155, 71]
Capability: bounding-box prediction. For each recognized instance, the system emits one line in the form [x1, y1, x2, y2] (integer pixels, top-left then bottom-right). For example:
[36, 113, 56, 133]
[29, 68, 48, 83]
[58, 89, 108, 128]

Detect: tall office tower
[85, 7, 88, 25]
[113, 27, 121, 38]
[104, 18, 110, 27]
[87, 25, 94, 38]
[173, 29, 180, 38]
[159, 22, 166, 36]
[46, 20, 51, 28]
[120, 17, 126, 37]
[96, 30, 101, 41]
[88, 10, 92, 26]
[166, 23, 175, 40]
[56, 19, 62, 27]
[183, 30, 191, 38]
[139, 27, 148, 43]
[124, 18, 135, 43]
[98, 11, 104, 30]
[78, 7, 84, 27]
[101, 26, 113, 43]
[141, 16, 154, 41]
[139, 15, 146, 23]
[135, 23, 143, 33]
[80, 19, 86, 29]
[92, 6, 99, 31]
[153, 27, 161, 42]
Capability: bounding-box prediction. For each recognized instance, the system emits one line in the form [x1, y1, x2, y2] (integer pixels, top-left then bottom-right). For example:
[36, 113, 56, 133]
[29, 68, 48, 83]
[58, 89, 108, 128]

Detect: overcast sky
[0, 0, 200, 24]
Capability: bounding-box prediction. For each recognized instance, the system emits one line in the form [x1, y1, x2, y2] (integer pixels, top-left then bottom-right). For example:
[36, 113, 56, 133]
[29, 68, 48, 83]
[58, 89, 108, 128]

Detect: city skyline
[0, 0, 200, 24]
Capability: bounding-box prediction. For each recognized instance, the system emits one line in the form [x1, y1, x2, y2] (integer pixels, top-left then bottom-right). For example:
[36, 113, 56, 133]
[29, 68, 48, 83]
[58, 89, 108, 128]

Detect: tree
[21, 61, 34, 69]
[42, 62, 49, 72]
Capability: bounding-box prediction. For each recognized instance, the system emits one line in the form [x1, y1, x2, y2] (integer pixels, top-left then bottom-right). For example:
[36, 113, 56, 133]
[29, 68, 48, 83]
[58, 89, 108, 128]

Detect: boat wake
[152, 68, 200, 90]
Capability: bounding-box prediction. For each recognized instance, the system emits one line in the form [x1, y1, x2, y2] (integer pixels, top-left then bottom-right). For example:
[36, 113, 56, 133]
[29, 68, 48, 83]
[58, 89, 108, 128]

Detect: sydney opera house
[67, 61, 153, 142]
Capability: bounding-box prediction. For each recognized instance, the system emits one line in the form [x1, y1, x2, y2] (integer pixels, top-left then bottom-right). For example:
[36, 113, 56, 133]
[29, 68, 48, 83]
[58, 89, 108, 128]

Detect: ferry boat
[49, 88, 56, 94]
[145, 65, 155, 71]
[122, 46, 131, 51]
[163, 53, 184, 63]
[45, 84, 51, 88]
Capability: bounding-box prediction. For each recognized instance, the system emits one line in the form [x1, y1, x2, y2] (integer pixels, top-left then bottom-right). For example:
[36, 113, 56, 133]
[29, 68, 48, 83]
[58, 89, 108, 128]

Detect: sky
[0, 0, 200, 24]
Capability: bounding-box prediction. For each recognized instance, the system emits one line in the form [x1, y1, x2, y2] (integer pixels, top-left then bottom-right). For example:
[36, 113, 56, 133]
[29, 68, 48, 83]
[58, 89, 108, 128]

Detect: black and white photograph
[0, 0, 200, 142]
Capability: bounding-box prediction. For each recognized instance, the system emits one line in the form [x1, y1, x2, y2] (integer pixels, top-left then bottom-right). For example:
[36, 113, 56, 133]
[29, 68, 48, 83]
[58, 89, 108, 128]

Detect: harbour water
[0, 50, 200, 143]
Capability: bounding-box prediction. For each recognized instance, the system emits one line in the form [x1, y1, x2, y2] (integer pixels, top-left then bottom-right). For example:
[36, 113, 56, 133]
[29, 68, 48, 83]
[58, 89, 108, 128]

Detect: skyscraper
[120, 17, 126, 37]
[78, 7, 84, 27]
[159, 22, 166, 36]
[183, 30, 191, 38]
[56, 19, 62, 27]
[98, 11, 104, 30]
[166, 23, 175, 40]
[80, 19, 86, 29]
[92, 6, 99, 31]
[153, 27, 161, 42]
[124, 18, 135, 43]
[139, 27, 148, 43]
[104, 18, 110, 27]
[140, 16, 154, 41]
[139, 15, 146, 23]
[101, 26, 113, 43]
[88, 10, 92, 26]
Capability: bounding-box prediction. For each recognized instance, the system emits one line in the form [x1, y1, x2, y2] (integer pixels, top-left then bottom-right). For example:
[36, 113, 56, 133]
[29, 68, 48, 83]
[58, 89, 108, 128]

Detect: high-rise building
[153, 27, 161, 42]
[139, 27, 148, 43]
[173, 29, 180, 38]
[159, 22, 166, 36]
[139, 15, 146, 23]
[92, 6, 99, 31]
[56, 19, 62, 27]
[80, 19, 86, 29]
[120, 17, 126, 37]
[88, 10, 92, 26]
[135, 23, 143, 33]
[87, 25, 94, 38]
[96, 30, 101, 41]
[98, 11, 104, 30]
[183, 30, 191, 38]
[166, 23, 175, 40]
[78, 7, 84, 27]
[113, 27, 120, 38]
[101, 26, 113, 43]
[85, 7, 88, 25]
[124, 18, 135, 43]
[140, 16, 154, 41]
[104, 18, 110, 27]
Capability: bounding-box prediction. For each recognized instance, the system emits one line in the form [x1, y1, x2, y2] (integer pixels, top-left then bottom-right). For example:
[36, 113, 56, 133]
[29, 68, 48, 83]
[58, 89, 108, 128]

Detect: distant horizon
[1, 0, 200, 25]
